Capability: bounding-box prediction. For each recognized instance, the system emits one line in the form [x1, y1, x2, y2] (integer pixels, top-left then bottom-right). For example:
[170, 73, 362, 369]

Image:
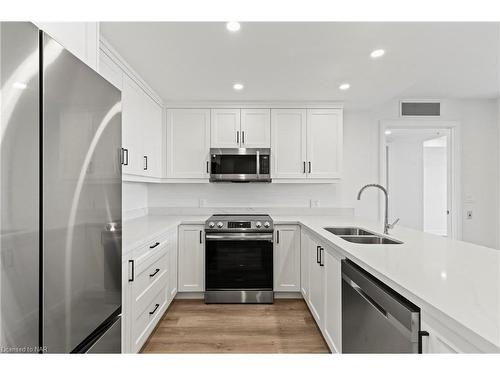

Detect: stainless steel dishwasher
[342, 259, 425, 353]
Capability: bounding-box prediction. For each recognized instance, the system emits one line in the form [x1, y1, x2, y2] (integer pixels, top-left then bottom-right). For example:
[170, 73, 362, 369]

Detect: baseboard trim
[175, 291, 304, 300]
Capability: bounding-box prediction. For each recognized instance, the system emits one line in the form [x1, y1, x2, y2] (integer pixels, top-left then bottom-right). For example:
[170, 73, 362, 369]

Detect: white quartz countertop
[123, 214, 500, 350]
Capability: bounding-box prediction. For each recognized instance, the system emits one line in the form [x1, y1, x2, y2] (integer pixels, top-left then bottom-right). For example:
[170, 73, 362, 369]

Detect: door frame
[379, 120, 461, 240]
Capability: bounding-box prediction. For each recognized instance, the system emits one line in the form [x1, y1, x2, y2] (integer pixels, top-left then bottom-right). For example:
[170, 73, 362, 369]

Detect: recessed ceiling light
[12, 82, 27, 90]
[233, 83, 244, 91]
[370, 49, 385, 59]
[385, 130, 392, 135]
[226, 21, 241, 32]
[339, 83, 350, 91]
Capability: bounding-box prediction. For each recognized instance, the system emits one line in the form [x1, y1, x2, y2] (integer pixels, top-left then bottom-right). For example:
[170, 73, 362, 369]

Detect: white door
[240, 109, 271, 148]
[166, 109, 210, 179]
[122, 75, 145, 176]
[306, 109, 343, 179]
[274, 225, 301, 292]
[142, 95, 163, 178]
[178, 225, 205, 292]
[211, 108, 241, 148]
[308, 239, 324, 328]
[323, 248, 342, 353]
[300, 229, 310, 298]
[271, 109, 307, 179]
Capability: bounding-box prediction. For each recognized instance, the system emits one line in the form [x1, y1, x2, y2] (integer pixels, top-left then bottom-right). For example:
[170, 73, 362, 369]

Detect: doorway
[383, 127, 454, 237]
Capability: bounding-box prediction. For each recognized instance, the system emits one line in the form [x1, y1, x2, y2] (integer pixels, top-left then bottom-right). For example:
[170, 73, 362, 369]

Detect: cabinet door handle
[124, 149, 129, 166]
[199, 230, 203, 244]
[128, 260, 135, 282]
[149, 268, 160, 278]
[418, 331, 430, 353]
[236, 131, 239, 144]
[206, 161, 209, 173]
[149, 242, 160, 249]
[242, 131, 245, 144]
[276, 230, 280, 244]
[303, 161, 306, 173]
[320, 247, 324, 267]
[308, 161, 311, 173]
[316, 246, 321, 264]
[143, 155, 148, 170]
[149, 303, 160, 315]
[120, 148, 125, 165]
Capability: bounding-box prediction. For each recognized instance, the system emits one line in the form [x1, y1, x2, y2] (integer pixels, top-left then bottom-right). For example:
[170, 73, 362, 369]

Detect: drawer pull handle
[149, 303, 160, 315]
[149, 242, 160, 249]
[149, 268, 160, 278]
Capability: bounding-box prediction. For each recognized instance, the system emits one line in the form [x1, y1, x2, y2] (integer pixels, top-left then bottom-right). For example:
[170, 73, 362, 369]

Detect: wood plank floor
[141, 299, 330, 354]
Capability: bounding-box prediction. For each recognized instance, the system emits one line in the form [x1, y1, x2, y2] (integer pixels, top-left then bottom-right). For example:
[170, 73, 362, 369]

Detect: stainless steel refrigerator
[0, 22, 122, 353]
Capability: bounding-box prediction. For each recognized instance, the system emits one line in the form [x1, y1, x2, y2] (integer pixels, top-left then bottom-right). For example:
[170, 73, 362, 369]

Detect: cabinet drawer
[133, 288, 167, 350]
[132, 264, 168, 320]
[132, 250, 168, 301]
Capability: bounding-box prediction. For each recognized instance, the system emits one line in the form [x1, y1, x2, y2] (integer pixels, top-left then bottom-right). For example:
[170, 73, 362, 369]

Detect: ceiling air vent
[400, 100, 441, 117]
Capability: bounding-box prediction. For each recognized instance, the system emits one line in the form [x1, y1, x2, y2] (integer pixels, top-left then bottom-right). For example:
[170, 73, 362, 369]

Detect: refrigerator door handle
[128, 260, 135, 282]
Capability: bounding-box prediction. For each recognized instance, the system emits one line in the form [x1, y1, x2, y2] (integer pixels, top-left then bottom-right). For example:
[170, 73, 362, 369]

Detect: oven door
[205, 232, 273, 291]
[210, 148, 270, 182]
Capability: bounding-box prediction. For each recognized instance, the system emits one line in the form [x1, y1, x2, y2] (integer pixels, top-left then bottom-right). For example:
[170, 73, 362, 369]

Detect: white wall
[123, 182, 148, 219]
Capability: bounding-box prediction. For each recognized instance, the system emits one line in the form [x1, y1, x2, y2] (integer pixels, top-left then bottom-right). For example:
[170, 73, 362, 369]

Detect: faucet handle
[388, 218, 400, 229]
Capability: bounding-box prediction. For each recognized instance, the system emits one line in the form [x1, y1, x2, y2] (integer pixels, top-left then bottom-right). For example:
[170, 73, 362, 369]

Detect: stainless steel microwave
[209, 148, 271, 182]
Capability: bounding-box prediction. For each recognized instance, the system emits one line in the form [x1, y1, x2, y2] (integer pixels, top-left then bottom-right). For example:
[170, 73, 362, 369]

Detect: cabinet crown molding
[164, 101, 344, 109]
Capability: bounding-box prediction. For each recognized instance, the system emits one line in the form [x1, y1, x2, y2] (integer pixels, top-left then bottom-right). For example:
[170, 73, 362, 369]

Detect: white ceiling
[100, 22, 500, 110]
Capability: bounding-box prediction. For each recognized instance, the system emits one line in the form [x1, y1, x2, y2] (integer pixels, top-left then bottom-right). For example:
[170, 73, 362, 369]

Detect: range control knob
[263, 221, 270, 228]
[255, 221, 262, 228]
[217, 221, 224, 228]
[208, 222, 215, 228]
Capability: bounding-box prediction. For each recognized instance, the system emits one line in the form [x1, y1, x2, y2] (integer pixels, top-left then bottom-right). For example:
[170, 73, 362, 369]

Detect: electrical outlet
[310, 199, 320, 208]
[466, 210, 473, 220]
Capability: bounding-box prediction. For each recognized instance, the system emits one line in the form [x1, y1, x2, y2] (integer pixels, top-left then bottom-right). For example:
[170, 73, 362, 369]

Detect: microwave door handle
[256, 150, 260, 179]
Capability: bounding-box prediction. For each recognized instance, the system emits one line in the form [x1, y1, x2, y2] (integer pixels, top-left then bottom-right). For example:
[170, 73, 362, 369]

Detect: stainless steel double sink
[323, 227, 403, 245]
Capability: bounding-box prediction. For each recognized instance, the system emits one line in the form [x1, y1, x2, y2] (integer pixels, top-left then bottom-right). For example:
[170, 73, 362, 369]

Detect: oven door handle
[205, 233, 274, 241]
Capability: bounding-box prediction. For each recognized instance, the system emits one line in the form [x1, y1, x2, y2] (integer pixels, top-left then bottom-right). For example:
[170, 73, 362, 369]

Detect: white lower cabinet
[123, 231, 177, 353]
[300, 228, 311, 298]
[302, 228, 343, 353]
[178, 225, 205, 292]
[308, 237, 325, 328]
[274, 225, 301, 292]
[323, 247, 342, 353]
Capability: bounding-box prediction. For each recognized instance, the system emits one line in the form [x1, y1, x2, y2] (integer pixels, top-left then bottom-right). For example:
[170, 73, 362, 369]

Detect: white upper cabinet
[142, 94, 164, 178]
[166, 109, 211, 179]
[271, 108, 343, 181]
[306, 109, 343, 179]
[99, 52, 123, 90]
[211, 109, 241, 148]
[271, 109, 307, 179]
[34, 22, 99, 71]
[274, 225, 301, 292]
[240, 109, 271, 148]
[122, 75, 146, 176]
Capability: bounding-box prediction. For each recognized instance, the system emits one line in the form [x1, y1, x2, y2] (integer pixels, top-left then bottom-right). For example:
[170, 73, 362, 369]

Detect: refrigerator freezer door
[41, 33, 122, 353]
[0, 22, 40, 352]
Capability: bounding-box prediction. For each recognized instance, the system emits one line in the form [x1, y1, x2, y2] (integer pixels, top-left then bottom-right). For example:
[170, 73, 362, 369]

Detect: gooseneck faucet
[357, 184, 399, 234]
